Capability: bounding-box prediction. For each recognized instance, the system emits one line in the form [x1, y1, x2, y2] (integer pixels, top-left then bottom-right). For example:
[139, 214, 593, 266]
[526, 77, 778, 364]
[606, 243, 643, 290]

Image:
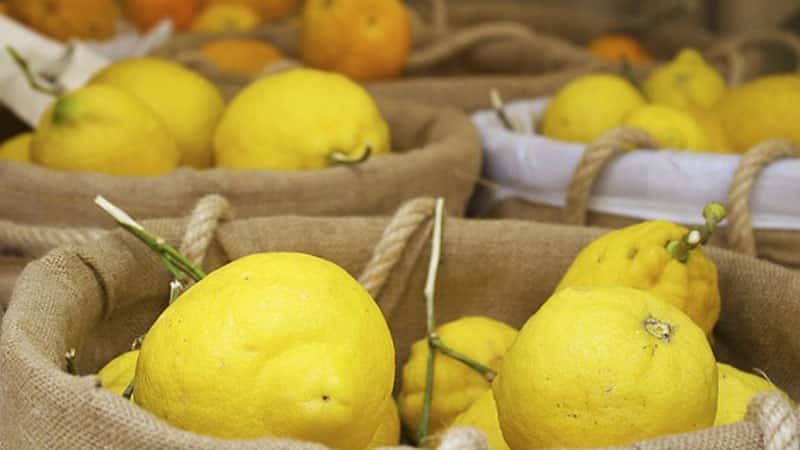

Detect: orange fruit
[200, 39, 285, 77]
[299, 0, 411, 81]
[126, 0, 199, 31]
[202, 0, 300, 22]
[192, 3, 262, 32]
[588, 34, 653, 65]
[7, 0, 118, 41]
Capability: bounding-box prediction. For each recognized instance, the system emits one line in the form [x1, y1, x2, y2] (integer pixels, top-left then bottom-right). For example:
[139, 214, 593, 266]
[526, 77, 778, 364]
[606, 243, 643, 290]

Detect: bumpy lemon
[135, 253, 395, 449]
[494, 287, 718, 449]
[367, 397, 401, 448]
[623, 104, 711, 151]
[98, 350, 139, 396]
[450, 390, 509, 450]
[556, 220, 720, 335]
[32, 85, 179, 176]
[214, 68, 390, 170]
[0, 132, 32, 162]
[714, 74, 800, 153]
[90, 58, 225, 168]
[540, 74, 645, 143]
[192, 3, 261, 32]
[643, 49, 727, 111]
[399, 316, 518, 441]
[686, 107, 731, 153]
[715, 363, 791, 426]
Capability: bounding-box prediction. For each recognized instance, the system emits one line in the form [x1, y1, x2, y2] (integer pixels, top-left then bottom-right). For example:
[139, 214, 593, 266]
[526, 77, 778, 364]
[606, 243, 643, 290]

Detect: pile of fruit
[540, 48, 800, 154]
[90, 201, 792, 449]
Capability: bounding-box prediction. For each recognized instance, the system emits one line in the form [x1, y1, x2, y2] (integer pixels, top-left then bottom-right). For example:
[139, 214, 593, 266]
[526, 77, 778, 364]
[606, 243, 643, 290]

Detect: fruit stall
[0, 1, 799, 450]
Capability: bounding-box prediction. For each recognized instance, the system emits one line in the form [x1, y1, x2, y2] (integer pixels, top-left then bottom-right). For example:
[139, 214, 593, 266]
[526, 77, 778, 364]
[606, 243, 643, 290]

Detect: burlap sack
[1, 196, 799, 449]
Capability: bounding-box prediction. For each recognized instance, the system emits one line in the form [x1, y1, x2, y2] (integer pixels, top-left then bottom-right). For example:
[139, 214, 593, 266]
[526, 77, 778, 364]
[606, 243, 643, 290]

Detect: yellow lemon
[214, 68, 390, 170]
[399, 316, 518, 441]
[623, 104, 711, 152]
[134, 253, 395, 449]
[90, 57, 225, 168]
[686, 107, 731, 153]
[643, 48, 727, 111]
[32, 84, 179, 176]
[540, 74, 645, 143]
[0, 132, 32, 162]
[97, 350, 139, 396]
[191, 3, 261, 32]
[714, 74, 800, 153]
[366, 397, 401, 448]
[556, 220, 720, 335]
[450, 390, 509, 450]
[494, 287, 718, 449]
[715, 363, 792, 426]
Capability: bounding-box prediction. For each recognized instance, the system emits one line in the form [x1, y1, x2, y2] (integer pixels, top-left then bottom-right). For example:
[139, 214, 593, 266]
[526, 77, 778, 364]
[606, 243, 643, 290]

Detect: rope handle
[705, 30, 800, 86]
[563, 127, 660, 226]
[726, 140, 800, 257]
[746, 392, 800, 450]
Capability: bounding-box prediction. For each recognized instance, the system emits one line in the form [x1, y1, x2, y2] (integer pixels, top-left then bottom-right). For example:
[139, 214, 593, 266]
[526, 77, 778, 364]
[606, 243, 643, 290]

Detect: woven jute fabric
[1, 197, 799, 449]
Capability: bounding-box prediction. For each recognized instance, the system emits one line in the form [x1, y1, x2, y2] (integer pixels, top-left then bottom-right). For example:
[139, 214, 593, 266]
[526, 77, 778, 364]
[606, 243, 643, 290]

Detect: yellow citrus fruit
[134, 253, 395, 448]
[556, 220, 720, 335]
[199, 39, 285, 77]
[587, 34, 652, 65]
[202, 0, 299, 22]
[685, 107, 731, 153]
[0, 132, 32, 163]
[623, 104, 712, 152]
[191, 2, 261, 32]
[90, 57, 225, 168]
[494, 287, 718, 449]
[714, 74, 800, 153]
[32, 85, 179, 176]
[399, 316, 518, 441]
[715, 363, 792, 426]
[366, 397, 401, 448]
[450, 390, 509, 450]
[97, 350, 139, 396]
[300, 0, 411, 81]
[643, 48, 728, 111]
[214, 68, 390, 170]
[540, 74, 646, 143]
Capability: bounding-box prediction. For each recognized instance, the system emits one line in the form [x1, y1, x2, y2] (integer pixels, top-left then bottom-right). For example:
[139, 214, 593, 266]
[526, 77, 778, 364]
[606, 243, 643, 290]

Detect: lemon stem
[665, 202, 727, 263]
[5, 45, 63, 97]
[122, 380, 134, 400]
[330, 146, 372, 165]
[65, 348, 78, 375]
[430, 335, 496, 381]
[490, 88, 517, 132]
[620, 56, 642, 92]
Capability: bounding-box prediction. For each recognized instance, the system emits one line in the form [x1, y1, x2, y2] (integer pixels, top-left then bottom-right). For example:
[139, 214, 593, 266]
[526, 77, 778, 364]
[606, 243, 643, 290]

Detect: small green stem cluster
[665, 202, 727, 263]
[5, 45, 63, 97]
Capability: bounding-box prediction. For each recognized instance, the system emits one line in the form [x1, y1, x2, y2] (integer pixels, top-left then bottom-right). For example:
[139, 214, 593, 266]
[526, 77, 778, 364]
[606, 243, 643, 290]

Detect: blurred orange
[126, 0, 199, 31]
[200, 39, 284, 77]
[299, 0, 411, 81]
[588, 34, 653, 64]
[192, 3, 262, 32]
[8, 0, 118, 41]
[202, 0, 300, 22]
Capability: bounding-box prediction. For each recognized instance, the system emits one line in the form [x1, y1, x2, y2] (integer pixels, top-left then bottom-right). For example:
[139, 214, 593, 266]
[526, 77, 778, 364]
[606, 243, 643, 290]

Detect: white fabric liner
[471, 98, 800, 230]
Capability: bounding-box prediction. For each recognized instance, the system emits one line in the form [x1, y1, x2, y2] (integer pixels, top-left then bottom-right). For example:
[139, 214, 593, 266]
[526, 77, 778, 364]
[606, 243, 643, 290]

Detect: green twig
[490, 88, 518, 132]
[5, 45, 63, 96]
[330, 146, 372, 165]
[430, 335, 496, 382]
[65, 348, 78, 375]
[122, 380, 134, 400]
[620, 56, 642, 92]
[665, 202, 727, 263]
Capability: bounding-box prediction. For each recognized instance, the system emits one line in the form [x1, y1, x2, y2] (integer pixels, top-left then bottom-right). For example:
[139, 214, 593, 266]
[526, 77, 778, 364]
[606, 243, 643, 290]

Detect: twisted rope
[358, 197, 438, 300]
[178, 194, 232, 268]
[564, 127, 660, 226]
[726, 140, 800, 256]
[436, 427, 490, 450]
[706, 30, 800, 86]
[746, 392, 800, 450]
[0, 221, 104, 258]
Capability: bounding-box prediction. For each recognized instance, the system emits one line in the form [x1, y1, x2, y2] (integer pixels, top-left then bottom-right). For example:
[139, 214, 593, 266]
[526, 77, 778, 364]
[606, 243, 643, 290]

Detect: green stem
[620, 56, 642, 92]
[122, 380, 134, 400]
[490, 88, 517, 132]
[5, 45, 63, 97]
[330, 146, 372, 165]
[665, 202, 727, 263]
[430, 335, 496, 382]
[65, 348, 78, 375]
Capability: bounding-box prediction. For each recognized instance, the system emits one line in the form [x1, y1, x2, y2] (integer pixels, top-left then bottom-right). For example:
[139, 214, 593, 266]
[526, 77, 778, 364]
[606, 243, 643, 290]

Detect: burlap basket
[0, 98, 481, 310]
[1, 196, 799, 449]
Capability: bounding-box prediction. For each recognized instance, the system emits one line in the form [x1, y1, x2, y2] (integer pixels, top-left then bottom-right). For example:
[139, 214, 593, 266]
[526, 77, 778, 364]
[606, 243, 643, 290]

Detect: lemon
[494, 287, 717, 449]
[399, 316, 518, 441]
[97, 350, 139, 396]
[623, 104, 711, 151]
[90, 58, 225, 168]
[686, 107, 731, 153]
[366, 397, 401, 448]
[450, 390, 509, 450]
[714, 74, 800, 153]
[540, 74, 645, 143]
[214, 68, 390, 170]
[715, 363, 791, 426]
[0, 132, 32, 162]
[134, 253, 395, 449]
[192, 3, 261, 32]
[643, 48, 727, 111]
[556, 220, 720, 335]
[32, 85, 180, 176]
